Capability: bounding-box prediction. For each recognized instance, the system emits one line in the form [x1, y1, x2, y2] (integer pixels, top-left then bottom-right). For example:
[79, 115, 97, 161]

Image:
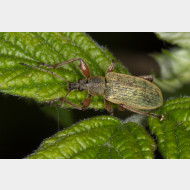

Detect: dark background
[0, 33, 171, 158]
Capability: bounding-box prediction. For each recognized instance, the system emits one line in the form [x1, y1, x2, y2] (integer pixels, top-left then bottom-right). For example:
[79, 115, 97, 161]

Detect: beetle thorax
[87, 76, 105, 96]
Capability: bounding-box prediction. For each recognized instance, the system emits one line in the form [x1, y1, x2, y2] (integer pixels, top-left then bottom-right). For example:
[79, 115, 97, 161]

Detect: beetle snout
[68, 82, 80, 91]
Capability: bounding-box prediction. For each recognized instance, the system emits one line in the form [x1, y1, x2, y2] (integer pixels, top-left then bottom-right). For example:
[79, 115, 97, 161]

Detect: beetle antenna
[19, 63, 70, 83]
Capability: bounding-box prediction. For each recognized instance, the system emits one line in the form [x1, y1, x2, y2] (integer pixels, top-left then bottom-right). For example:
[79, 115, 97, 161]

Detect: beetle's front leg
[19, 63, 69, 82]
[139, 75, 153, 82]
[38, 58, 90, 78]
[44, 97, 82, 110]
[104, 99, 114, 115]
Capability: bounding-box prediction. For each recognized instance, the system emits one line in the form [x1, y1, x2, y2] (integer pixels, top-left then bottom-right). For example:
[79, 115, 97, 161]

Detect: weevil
[19, 58, 164, 120]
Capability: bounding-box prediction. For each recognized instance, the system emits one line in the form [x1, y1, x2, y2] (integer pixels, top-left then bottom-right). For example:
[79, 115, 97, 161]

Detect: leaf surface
[157, 32, 190, 49]
[0, 32, 128, 109]
[153, 33, 190, 92]
[28, 116, 156, 159]
[153, 49, 190, 92]
[148, 97, 190, 158]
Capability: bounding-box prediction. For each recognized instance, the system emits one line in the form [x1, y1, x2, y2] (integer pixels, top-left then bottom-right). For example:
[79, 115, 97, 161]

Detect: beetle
[19, 58, 164, 120]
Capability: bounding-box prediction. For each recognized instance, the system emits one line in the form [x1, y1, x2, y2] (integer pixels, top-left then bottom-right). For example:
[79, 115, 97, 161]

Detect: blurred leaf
[0, 32, 128, 109]
[148, 97, 190, 159]
[157, 32, 190, 49]
[154, 32, 190, 93]
[153, 48, 190, 92]
[28, 116, 156, 159]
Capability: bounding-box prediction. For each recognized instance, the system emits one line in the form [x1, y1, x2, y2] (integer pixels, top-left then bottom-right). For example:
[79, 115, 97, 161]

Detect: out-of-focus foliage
[154, 33, 190, 93]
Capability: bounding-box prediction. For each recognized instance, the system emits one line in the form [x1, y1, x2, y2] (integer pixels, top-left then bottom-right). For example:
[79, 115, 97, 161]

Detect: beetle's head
[67, 79, 88, 91]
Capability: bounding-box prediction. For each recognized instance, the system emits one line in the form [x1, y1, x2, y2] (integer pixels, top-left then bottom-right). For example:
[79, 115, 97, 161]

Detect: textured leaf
[0, 32, 128, 109]
[153, 48, 190, 92]
[28, 116, 156, 159]
[148, 97, 190, 159]
[157, 32, 190, 49]
[154, 32, 190, 93]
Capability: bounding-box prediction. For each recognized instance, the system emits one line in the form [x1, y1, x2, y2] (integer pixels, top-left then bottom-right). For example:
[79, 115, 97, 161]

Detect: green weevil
[19, 58, 164, 120]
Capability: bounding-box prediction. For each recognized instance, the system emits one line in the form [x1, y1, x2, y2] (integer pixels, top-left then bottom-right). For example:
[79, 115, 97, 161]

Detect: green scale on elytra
[19, 58, 164, 120]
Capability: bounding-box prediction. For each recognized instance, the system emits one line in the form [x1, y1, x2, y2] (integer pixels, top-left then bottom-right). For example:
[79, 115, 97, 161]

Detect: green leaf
[153, 48, 190, 92]
[154, 32, 190, 93]
[148, 97, 190, 159]
[0, 32, 128, 109]
[28, 116, 156, 159]
[157, 32, 190, 49]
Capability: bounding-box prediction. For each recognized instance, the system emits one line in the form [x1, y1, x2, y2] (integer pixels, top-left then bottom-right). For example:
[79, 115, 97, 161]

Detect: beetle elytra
[19, 58, 164, 120]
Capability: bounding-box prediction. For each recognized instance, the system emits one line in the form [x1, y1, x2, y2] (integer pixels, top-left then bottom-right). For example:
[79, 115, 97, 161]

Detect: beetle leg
[64, 99, 83, 110]
[106, 60, 116, 74]
[44, 94, 92, 111]
[118, 104, 126, 111]
[44, 97, 65, 107]
[44, 97, 83, 110]
[121, 104, 165, 121]
[44, 98, 62, 106]
[19, 63, 69, 82]
[104, 99, 114, 115]
[80, 95, 91, 110]
[38, 58, 90, 78]
[149, 113, 165, 121]
[139, 75, 153, 82]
